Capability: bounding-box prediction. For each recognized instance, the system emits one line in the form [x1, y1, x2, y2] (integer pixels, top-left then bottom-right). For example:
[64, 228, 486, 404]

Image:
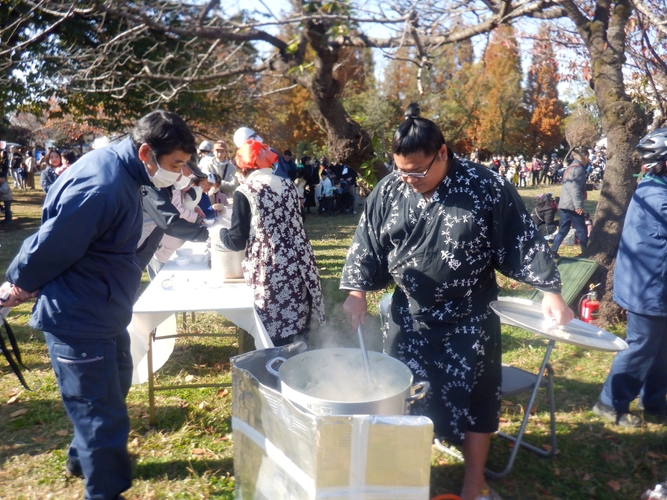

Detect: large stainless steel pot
[266, 348, 429, 416]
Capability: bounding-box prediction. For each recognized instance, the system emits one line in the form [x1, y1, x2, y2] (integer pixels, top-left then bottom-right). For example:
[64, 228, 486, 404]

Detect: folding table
[128, 241, 273, 424]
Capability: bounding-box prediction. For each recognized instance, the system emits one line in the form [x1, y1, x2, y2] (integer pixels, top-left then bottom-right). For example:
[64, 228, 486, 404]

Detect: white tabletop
[129, 241, 273, 384]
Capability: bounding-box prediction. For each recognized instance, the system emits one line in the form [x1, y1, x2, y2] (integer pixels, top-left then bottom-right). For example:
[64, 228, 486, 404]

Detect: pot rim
[276, 347, 415, 404]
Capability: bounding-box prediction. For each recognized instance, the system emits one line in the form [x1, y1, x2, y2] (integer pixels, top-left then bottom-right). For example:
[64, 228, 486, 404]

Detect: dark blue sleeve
[6, 189, 114, 292]
[197, 194, 216, 219]
[220, 191, 250, 251]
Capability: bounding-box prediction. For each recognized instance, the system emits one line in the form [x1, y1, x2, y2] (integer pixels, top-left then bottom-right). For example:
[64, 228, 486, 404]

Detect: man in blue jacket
[0, 110, 196, 500]
[593, 128, 667, 427]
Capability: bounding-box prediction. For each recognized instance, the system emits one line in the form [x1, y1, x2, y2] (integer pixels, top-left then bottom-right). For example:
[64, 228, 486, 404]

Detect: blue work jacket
[6, 137, 151, 337]
[613, 174, 667, 317]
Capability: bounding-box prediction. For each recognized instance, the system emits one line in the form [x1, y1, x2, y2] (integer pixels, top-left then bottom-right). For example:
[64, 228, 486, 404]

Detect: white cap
[198, 140, 214, 152]
[233, 127, 263, 148]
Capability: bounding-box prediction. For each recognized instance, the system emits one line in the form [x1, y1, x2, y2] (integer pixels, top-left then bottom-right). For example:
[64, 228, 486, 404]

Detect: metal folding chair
[484, 339, 557, 478]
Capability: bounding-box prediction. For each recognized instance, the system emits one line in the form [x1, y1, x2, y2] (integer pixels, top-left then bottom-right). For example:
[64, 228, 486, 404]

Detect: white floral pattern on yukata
[239, 170, 325, 340]
[341, 158, 561, 444]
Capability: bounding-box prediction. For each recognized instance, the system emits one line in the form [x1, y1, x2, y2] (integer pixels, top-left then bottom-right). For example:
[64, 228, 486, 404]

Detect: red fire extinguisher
[579, 284, 600, 325]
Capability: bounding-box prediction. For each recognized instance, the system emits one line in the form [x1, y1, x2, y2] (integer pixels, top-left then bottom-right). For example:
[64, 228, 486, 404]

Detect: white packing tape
[232, 416, 316, 497]
[349, 415, 370, 494]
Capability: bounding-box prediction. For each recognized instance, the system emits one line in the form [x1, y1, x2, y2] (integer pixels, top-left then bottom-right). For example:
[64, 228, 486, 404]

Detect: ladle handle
[356, 325, 373, 384]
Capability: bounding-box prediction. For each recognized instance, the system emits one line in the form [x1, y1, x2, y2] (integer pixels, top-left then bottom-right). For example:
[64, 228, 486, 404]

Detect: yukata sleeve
[340, 183, 392, 291]
[489, 180, 561, 294]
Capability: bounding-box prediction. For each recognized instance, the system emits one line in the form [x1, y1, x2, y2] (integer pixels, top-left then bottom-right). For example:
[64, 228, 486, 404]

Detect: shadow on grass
[434, 419, 667, 500]
[133, 457, 234, 481]
[151, 342, 238, 378]
[0, 397, 70, 462]
[0, 217, 41, 233]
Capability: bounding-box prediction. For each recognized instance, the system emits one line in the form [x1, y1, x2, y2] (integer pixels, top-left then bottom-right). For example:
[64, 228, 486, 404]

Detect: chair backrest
[530, 257, 599, 306]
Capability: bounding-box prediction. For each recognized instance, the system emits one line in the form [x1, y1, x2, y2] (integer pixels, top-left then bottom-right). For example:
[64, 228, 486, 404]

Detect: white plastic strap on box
[349, 415, 370, 492]
[315, 486, 430, 499]
[232, 417, 316, 496]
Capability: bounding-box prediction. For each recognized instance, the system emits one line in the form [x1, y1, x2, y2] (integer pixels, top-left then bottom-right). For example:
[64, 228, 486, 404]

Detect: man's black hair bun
[404, 103, 421, 119]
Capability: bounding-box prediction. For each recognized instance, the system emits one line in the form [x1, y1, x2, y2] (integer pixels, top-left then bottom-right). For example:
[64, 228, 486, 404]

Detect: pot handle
[406, 381, 430, 403]
[265, 356, 286, 378]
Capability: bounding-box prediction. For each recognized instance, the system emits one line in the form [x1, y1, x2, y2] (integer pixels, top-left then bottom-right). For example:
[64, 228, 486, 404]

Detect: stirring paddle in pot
[357, 325, 373, 385]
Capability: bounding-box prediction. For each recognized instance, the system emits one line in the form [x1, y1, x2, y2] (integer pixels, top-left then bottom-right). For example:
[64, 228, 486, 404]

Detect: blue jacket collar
[114, 136, 151, 185]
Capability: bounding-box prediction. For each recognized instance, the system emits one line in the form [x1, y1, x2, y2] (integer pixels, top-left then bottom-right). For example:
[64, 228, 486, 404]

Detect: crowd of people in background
[485, 145, 606, 188]
[2, 137, 606, 233]
[0, 139, 362, 227]
[0, 145, 82, 224]
[475, 146, 603, 259]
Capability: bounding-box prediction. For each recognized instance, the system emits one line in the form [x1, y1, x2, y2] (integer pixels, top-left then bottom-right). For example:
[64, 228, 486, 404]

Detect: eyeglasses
[393, 152, 439, 178]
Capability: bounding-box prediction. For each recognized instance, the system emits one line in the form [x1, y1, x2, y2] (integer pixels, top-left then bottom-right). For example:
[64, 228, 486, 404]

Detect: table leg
[237, 327, 255, 354]
[147, 329, 156, 426]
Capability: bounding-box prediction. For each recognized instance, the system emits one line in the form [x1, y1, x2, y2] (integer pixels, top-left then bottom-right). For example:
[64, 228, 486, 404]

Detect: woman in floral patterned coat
[341, 104, 573, 500]
[220, 139, 325, 346]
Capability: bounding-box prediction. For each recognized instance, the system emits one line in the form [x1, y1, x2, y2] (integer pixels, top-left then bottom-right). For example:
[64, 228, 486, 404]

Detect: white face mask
[145, 151, 181, 188]
[173, 174, 192, 190]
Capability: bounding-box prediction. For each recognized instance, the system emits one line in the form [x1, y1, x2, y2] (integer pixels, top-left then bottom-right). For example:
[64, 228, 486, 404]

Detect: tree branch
[631, 0, 667, 36]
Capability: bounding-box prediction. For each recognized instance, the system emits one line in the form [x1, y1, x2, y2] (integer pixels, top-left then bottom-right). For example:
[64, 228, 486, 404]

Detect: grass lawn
[1, 182, 665, 500]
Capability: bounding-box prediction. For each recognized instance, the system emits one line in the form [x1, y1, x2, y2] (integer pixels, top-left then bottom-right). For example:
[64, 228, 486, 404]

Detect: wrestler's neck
[422, 157, 450, 201]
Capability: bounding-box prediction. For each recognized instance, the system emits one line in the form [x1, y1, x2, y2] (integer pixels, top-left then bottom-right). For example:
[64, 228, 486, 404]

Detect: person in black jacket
[301, 156, 319, 213]
[8, 146, 22, 190]
[531, 193, 559, 240]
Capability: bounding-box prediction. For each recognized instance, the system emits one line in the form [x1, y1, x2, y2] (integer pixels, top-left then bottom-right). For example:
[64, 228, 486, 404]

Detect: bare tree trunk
[292, 20, 378, 177]
[582, 3, 647, 325]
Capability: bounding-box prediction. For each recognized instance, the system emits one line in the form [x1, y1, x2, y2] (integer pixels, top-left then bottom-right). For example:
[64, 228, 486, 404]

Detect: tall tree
[556, 0, 649, 323]
[525, 27, 565, 155]
[475, 26, 527, 155]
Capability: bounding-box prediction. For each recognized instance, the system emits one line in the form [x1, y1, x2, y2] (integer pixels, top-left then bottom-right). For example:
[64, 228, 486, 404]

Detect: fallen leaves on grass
[7, 390, 22, 404]
[218, 388, 229, 397]
[10, 408, 28, 418]
[55, 429, 68, 437]
[607, 480, 621, 491]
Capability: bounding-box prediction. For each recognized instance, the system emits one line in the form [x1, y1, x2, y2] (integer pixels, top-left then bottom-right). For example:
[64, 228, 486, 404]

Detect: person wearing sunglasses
[341, 103, 572, 500]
